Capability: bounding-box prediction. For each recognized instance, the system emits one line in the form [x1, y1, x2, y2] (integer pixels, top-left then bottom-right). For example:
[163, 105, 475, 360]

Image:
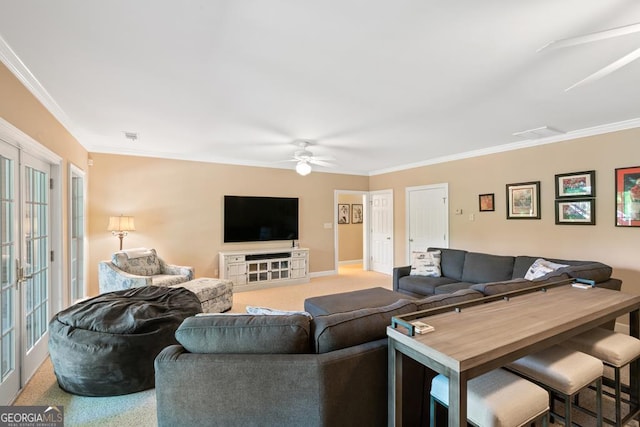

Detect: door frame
[405, 183, 449, 265]
[0, 118, 62, 399]
[68, 163, 88, 303]
[333, 190, 369, 274]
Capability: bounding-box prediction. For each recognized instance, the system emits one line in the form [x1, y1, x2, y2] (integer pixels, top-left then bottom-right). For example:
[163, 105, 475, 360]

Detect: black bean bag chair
[49, 286, 202, 396]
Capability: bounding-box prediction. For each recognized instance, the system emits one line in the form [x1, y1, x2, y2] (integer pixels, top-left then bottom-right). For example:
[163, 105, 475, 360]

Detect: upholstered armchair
[98, 248, 194, 294]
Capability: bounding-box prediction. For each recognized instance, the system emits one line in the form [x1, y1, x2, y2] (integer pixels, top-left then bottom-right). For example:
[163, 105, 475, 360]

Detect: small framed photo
[555, 170, 595, 198]
[615, 166, 640, 227]
[479, 193, 495, 212]
[351, 204, 363, 224]
[506, 181, 541, 219]
[338, 203, 350, 224]
[555, 198, 595, 225]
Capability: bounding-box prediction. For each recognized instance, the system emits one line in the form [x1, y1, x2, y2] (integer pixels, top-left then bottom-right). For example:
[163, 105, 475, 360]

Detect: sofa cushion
[550, 261, 613, 283]
[312, 299, 417, 354]
[512, 256, 540, 279]
[410, 250, 441, 277]
[397, 275, 458, 296]
[430, 248, 467, 281]
[113, 249, 161, 276]
[461, 252, 515, 284]
[414, 289, 483, 310]
[524, 258, 568, 280]
[433, 282, 477, 295]
[152, 274, 191, 287]
[175, 314, 311, 354]
[470, 278, 533, 296]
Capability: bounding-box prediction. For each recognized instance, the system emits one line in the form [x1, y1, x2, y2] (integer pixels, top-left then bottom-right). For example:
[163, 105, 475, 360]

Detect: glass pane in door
[23, 167, 48, 350]
[70, 174, 84, 301]
[0, 156, 15, 384]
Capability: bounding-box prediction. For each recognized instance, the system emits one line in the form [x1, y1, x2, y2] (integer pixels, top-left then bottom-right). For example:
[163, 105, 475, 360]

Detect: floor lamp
[108, 215, 135, 250]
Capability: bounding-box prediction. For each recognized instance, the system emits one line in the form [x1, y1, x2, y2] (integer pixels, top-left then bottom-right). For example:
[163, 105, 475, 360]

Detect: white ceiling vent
[512, 126, 565, 140]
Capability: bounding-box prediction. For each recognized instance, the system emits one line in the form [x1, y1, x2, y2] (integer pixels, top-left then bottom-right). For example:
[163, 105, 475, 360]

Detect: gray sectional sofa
[394, 247, 622, 297]
[154, 289, 483, 427]
[155, 248, 622, 426]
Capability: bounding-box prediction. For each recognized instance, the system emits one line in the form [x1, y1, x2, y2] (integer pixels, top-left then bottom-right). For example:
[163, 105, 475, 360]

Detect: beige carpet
[13, 265, 391, 426]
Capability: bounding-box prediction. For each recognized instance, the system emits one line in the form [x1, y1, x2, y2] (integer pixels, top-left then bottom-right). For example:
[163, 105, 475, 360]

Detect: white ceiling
[1, 1, 639, 175]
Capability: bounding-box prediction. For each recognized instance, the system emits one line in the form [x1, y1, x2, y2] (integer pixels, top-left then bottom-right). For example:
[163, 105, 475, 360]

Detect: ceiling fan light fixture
[296, 160, 312, 176]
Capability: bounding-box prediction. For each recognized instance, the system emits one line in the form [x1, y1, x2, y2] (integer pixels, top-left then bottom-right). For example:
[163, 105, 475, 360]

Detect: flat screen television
[224, 195, 299, 243]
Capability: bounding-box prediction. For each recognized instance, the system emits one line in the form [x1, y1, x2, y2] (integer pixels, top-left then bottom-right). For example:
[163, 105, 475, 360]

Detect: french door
[0, 145, 51, 405]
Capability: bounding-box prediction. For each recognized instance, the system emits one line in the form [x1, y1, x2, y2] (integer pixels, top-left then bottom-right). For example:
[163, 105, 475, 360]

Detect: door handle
[15, 258, 33, 289]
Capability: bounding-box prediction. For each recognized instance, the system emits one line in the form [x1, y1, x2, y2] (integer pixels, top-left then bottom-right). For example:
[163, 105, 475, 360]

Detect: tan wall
[337, 193, 364, 262]
[87, 153, 369, 295]
[0, 62, 88, 304]
[370, 128, 640, 295]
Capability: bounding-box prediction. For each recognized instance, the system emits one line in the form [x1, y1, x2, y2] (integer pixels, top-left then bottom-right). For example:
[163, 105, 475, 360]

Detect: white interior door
[370, 190, 393, 274]
[0, 143, 19, 404]
[406, 184, 449, 264]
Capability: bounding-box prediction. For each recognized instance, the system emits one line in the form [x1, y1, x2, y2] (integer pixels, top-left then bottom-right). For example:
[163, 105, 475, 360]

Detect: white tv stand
[219, 247, 309, 292]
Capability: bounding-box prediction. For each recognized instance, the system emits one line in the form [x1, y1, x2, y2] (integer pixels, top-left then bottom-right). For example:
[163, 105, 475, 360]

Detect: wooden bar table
[387, 283, 640, 427]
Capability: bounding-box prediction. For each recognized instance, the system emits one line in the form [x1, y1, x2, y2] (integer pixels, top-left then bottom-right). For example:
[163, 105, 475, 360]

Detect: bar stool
[507, 345, 603, 427]
[562, 327, 640, 426]
[429, 368, 549, 427]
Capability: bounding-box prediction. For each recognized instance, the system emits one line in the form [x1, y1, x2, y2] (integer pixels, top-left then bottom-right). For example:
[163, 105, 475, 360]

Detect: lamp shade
[295, 161, 312, 176]
[107, 215, 135, 232]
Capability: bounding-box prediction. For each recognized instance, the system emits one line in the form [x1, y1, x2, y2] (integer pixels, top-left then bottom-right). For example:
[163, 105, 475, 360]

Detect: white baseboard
[338, 259, 363, 266]
[309, 270, 336, 278]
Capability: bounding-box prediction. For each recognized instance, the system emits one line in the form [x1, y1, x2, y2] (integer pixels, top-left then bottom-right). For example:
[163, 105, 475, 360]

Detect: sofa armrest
[159, 259, 195, 280]
[392, 266, 411, 292]
[155, 341, 388, 427]
[98, 261, 152, 293]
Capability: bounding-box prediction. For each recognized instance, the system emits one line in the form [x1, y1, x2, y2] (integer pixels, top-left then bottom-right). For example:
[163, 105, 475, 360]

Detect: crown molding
[0, 35, 77, 138]
[369, 118, 640, 176]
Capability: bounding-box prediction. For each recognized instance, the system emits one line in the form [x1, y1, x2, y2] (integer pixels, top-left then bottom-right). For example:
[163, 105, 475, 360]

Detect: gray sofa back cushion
[312, 299, 417, 354]
[461, 252, 515, 283]
[429, 247, 467, 280]
[550, 261, 613, 283]
[414, 289, 483, 310]
[512, 256, 540, 279]
[175, 314, 311, 354]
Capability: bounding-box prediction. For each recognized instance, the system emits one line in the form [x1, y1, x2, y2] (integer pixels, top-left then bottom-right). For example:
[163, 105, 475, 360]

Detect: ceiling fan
[539, 22, 640, 91]
[288, 140, 336, 176]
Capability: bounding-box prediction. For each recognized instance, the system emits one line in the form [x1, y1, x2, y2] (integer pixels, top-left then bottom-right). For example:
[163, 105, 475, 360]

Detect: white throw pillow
[524, 258, 568, 280]
[245, 306, 313, 318]
[409, 250, 442, 277]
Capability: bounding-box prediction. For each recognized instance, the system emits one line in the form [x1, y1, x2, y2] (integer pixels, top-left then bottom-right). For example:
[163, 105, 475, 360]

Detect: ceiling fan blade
[565, 46, 640, 91]
[309, 159, 336, 168]
[539, 22, 640, 52]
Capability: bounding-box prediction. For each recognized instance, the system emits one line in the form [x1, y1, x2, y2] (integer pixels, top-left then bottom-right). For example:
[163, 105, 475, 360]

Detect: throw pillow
[410, 250, 442, 277]
[246, 306, 313, 318]
[524, 258, 569, 280]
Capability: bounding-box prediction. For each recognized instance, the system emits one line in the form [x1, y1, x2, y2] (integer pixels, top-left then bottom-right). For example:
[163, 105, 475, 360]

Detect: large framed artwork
[506, 181, 541, 219]
[615, 166, 640, 227]
[555, 170, 595, 198]
[555, 198, 595, 225]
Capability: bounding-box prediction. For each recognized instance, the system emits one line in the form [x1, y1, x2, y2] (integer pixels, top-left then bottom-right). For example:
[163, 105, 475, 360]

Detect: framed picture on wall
[506, 181, 540, 219]
[555, 170, 595, 198]
[479, 193, 495, 212]
[615, 165, 640, 227]
[338, 203, 350, 224]
[555, 198, 595, 225]
[351, 204, 363, 224]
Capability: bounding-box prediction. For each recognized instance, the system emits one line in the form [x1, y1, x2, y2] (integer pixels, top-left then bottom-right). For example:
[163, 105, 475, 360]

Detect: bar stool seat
[507, 345, 603, 426]
[562, 327, 640, 426]
[430, 368, 549, 427]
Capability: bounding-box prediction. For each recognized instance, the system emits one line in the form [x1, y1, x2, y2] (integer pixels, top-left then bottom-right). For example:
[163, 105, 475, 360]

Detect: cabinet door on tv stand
[227, 263, 247, 285]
